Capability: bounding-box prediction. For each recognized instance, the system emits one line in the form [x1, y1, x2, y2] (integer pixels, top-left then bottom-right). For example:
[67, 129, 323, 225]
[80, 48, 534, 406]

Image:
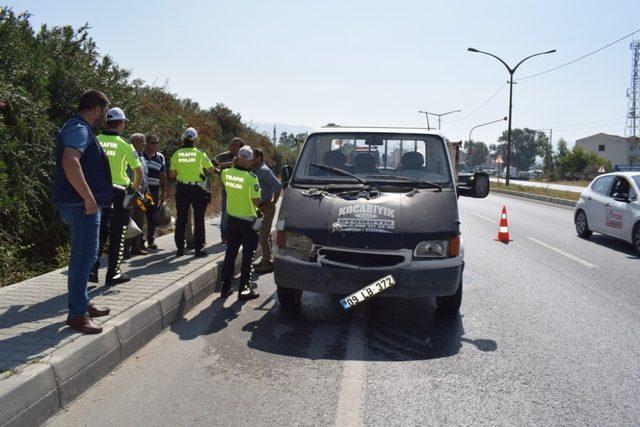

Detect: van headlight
[284, 232, 313, 252]
[414, 239, 449, 258]
[279, 231, 313, 261]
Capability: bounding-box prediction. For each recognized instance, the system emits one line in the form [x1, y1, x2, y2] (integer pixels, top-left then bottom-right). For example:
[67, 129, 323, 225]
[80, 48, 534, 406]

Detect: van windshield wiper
[309, 163, 368, 184]
[364, 174, 442, 191]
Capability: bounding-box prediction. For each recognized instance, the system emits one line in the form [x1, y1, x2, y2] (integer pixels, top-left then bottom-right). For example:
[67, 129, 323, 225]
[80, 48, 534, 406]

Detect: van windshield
[293, 133, 452, 186]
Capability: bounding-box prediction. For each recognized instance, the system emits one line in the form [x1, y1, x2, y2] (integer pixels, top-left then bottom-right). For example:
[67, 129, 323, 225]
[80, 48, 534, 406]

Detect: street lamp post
[418, 110, 461, 130]
[467, 117, 507, 170]
[467, 47, 556, 185]
[417, 110, 431, 130]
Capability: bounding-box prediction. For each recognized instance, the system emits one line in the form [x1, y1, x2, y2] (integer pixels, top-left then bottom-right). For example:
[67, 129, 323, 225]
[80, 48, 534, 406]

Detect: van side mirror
[282, 165, 292, 186]
[458, 171, 490, 198]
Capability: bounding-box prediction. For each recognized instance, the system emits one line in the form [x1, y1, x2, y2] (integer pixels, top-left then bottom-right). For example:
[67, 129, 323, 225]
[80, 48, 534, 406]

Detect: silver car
[574, 172, 640, 253]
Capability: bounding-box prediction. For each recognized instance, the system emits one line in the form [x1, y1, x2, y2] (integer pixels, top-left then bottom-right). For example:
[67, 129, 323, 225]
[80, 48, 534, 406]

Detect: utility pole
[468, 47, 556, 185]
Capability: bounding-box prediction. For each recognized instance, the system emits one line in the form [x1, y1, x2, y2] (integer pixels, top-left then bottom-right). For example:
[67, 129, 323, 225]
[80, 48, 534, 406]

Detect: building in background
[575, 133, 640, 168]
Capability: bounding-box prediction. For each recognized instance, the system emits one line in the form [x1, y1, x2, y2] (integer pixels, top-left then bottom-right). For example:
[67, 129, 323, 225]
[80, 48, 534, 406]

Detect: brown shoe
[66, 315, 103, 334]
[88, 304, 110, 318]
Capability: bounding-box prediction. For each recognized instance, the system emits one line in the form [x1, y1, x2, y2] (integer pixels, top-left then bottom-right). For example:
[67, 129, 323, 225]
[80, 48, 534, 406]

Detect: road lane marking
[335, 307, 368, 427]
[472, 212, 496, 223]
[527, 237, 596, 268]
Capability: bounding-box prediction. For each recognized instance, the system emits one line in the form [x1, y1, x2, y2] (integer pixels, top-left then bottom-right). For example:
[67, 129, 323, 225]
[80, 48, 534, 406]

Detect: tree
[464, 141, 489, 168]
[556, 138, 569, 158]
[555, 146, 611, 176]
[496, 128, 546, 171]
[535, 131, 552, 173]
[278, 131, 307, 150]
[0, 7, 283, 286]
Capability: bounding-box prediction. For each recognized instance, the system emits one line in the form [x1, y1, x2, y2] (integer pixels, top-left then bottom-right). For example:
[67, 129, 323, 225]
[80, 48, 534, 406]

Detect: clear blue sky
[12, 0, 640, 146]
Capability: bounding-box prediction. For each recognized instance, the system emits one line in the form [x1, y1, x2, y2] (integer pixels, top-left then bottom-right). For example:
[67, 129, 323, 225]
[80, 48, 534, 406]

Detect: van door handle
[587, 196, 592, 200]
[604, 203, 610, 207]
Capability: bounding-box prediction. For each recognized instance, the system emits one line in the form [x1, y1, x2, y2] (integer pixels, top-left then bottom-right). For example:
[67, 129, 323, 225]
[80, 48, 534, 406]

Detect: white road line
[472, 212, 497, 223]
[527, 237, 597, 268]
[335, 307, 368, 427]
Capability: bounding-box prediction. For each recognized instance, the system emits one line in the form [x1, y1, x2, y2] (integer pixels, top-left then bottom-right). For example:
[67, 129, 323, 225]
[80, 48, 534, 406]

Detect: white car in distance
[574, 172, 640, 253]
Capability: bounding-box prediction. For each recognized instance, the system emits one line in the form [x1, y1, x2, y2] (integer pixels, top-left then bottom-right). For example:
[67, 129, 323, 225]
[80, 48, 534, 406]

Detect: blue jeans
[221, 188, 229, 241]
[58, 204, 102, 317]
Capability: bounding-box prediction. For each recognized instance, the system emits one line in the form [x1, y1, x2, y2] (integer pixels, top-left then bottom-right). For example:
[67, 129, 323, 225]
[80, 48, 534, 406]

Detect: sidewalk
[0, 215, 250, 426]
[490, 177, 586, 193]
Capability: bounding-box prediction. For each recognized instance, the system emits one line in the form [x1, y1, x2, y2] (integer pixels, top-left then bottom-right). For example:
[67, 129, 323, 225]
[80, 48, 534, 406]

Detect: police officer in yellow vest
[220, 146, 261, 300]
[90, 107, 143, 286]
[168, 127, 215, 257]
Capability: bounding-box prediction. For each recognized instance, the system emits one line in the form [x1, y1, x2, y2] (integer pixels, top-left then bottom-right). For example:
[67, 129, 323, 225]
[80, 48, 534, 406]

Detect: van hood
[279, 187, 460, 250]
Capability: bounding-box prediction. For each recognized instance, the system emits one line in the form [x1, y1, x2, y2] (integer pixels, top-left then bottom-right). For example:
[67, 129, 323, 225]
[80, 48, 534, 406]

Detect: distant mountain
[250, 122, 314, 139]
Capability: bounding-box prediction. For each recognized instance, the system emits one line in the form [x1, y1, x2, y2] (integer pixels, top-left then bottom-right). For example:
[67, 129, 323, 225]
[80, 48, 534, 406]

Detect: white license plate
[340, 275, 396, 310]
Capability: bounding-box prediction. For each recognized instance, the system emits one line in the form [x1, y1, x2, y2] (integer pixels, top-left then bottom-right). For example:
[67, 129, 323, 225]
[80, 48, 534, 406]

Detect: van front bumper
[273, 249, 464, 298]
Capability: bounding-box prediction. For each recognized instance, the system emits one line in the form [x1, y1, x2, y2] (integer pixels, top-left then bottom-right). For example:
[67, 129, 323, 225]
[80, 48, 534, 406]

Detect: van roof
[311, 126, 444, 137]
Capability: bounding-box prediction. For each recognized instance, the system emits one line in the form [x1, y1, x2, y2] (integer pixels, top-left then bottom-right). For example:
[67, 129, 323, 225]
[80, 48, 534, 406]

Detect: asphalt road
[47, 193, 640, 426]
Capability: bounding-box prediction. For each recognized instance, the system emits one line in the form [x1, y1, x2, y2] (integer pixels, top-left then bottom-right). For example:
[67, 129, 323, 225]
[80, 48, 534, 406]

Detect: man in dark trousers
[90, 107, 143, 286]
[220, 146, 261, 300]
[51, 89, 112, 334]
[143, 133, 167, 250]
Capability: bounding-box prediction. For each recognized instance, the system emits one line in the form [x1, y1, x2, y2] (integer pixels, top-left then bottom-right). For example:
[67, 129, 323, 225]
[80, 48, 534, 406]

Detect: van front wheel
[436, 278, 462, 314]
[277, 286, 302, 310]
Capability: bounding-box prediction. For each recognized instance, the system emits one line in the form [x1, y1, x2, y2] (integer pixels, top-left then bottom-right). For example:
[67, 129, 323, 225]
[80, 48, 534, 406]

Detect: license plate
[340, 274, 396, 310]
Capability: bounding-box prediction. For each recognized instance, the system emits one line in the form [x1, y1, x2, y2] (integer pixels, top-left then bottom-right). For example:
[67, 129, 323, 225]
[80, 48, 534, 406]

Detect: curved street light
[467, 47, 556, 184]
[467, 117, 507, 171]
[468, 117, 508, 143]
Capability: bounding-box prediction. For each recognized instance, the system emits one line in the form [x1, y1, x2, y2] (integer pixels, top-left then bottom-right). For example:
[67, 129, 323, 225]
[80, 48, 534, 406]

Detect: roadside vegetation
[0, 8, 299, 287]
[491, 181, 581, 201]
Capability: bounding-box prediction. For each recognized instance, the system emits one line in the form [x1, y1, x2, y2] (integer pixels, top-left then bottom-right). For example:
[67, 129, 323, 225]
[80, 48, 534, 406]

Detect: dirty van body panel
[279, 187, 460, 250]
[274, 128, 464, 300]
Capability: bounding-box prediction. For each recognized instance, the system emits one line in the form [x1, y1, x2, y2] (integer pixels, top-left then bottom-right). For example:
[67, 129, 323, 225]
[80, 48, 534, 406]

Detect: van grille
[319, 249, 404, 267]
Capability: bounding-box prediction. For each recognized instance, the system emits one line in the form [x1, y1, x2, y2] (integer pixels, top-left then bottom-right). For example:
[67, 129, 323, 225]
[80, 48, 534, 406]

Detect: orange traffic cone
[495, 206, 513, 244]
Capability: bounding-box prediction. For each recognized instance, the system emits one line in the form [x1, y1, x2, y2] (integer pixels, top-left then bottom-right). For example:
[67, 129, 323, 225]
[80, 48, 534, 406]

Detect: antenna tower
[625, 40, 640, 137]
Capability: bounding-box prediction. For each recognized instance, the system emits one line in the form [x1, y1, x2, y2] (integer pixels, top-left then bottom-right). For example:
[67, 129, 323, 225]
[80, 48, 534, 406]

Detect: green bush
[0, 7, 277, 287]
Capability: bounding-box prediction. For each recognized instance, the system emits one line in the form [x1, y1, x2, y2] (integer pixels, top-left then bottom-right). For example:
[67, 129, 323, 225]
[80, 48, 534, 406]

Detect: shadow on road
[241, 294, 497, 362]
[584, 234, 640, 259]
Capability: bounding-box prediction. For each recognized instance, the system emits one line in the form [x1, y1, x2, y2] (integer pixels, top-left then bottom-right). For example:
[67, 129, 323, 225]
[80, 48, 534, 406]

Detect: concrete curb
[0, 246, 253, 427]
[491, 188, 577, 208]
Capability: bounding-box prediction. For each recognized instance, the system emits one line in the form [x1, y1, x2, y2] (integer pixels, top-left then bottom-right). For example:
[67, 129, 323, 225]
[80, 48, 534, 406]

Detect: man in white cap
[168, 127, 216, 257]
[90, 107, 143, 286]
[219, 145, 262, 300]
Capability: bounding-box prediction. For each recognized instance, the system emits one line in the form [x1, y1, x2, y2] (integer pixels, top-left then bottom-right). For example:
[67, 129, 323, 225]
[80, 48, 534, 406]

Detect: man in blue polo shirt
[51, 90, 113, 334]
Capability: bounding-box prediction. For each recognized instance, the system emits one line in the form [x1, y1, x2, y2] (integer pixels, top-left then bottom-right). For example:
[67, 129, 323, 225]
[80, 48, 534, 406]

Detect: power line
[517, 28, 640, 81]
[550, 116, 627, 130]
[448, 82, 507, 123]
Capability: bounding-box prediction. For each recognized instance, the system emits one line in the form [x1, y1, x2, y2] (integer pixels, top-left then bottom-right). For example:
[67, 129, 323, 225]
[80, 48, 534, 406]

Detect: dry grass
[492, 181, 581, 201]
[530, 179, 590, 187]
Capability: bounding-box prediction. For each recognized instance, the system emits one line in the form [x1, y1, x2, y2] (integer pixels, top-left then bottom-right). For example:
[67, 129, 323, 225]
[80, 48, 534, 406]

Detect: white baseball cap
[183, 127, 198, 140]
[237, 145, 254, 160]
[106, 107, 127, 122]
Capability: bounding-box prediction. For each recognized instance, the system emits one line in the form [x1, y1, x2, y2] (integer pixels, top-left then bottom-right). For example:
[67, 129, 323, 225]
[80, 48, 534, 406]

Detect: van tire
[436, 278, 462, 314]
[633, 222, 640, 254]
[277, 286, 302, 310]
[575, 210, 593, 239]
